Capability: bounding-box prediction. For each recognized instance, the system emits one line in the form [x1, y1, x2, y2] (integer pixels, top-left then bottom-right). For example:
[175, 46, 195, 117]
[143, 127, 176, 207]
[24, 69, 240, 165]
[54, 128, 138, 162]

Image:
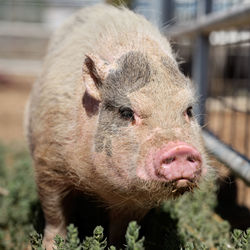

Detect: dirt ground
[0, 78, 31, 144]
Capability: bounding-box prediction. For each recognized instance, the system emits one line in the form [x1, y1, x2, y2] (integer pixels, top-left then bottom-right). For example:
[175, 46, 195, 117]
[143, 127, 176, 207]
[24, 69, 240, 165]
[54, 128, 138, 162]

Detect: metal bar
[245, 90, 250, 156]
[197, 0, 213, 17]
[203, 130, 250, 185]
[192, 34, 209, 126]
[245, 45, 250, 156]
[192, 1, 211, 126]
[161, 0, 175, 27]
[218, 78, 226, 140]
[165, 4, 250, 39]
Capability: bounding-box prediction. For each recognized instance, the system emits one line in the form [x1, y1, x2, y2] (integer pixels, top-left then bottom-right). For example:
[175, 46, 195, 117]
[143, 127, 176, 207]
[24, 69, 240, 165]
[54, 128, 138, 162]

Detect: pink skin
[132, 112, 142, 126]
[137, 141, 203, 185]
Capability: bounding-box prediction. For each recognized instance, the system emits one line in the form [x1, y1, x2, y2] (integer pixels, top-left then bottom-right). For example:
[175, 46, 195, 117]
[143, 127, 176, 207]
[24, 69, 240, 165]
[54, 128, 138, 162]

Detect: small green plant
[0, 143, 37, 249]
[125, 221, 144, 250]
[231, 228, 250, 249]
[30, 231, 44, 250]
[82, 225, 107, 250]
[30, 222, 145, 250]
[29, 222, 250, 250]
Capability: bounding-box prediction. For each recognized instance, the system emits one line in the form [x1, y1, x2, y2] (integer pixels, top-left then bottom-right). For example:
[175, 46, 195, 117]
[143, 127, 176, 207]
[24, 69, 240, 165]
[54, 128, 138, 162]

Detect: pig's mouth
[168, 177, 199, 196]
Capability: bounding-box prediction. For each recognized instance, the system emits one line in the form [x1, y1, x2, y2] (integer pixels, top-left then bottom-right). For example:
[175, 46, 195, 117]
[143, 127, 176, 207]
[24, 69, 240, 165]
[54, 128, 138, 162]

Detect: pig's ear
[83, 54, 107, 102]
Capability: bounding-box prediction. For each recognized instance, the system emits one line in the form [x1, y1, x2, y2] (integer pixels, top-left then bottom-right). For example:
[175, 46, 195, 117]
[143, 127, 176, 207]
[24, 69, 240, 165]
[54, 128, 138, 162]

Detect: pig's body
[26, 4, 208, 249]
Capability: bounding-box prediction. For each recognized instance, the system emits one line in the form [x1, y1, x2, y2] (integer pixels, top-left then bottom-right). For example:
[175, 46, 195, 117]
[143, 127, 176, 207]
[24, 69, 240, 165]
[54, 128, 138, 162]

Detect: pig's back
[26, 4, 172, 157]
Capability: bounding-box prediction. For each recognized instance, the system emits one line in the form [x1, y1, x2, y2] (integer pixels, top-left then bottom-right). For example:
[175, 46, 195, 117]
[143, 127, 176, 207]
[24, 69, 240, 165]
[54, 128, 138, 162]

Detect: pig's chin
[135, 176, 198, 200]
[167, 178, 199, 197]
[118, 177, 196, 209]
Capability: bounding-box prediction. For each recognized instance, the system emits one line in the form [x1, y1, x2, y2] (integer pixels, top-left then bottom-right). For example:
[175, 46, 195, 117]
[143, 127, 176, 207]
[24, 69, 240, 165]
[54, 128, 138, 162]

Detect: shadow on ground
[31, 193, 182, 250]
[216, 175, 250, 231]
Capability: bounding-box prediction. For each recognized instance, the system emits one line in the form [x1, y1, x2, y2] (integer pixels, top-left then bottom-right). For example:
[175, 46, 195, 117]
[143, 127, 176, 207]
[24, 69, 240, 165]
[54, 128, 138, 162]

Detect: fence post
[192, 35, 209, 126]
[192, 0, 212, 126]
[161, 0, 175, 27]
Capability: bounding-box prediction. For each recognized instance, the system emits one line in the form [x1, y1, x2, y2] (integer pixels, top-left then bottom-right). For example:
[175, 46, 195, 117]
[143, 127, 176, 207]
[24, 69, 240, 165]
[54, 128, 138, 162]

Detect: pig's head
[82, 51, 208, 207]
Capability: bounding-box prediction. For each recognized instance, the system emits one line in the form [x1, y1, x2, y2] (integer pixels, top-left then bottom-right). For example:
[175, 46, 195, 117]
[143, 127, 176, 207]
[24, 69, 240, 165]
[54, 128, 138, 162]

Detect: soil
[0, 77, 32, 144]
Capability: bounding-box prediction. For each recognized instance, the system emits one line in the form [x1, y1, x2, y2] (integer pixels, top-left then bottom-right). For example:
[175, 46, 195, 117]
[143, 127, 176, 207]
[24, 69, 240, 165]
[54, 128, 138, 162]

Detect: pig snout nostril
[152, 143, 203, 183]
[162, 157, 176, 164]
[187, 155, 196, 163]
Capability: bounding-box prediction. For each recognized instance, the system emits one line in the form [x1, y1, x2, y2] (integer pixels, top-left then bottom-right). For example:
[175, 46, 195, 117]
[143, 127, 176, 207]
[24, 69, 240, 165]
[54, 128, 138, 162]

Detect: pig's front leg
[36, 168, 70, 250]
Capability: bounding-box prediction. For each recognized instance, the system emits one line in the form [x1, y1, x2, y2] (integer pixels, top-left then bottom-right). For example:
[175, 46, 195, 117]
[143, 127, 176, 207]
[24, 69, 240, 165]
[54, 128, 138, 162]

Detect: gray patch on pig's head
[102, 51, 151, 97]
[161, 56, 186, 85]
[94, 51, 151, 156]
[94, 99, 133, 156]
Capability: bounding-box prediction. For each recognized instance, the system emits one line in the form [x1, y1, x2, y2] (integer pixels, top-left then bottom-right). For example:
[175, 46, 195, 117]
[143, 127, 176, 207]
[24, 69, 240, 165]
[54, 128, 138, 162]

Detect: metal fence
[164, 0, 250, 184]
[174, 0, 250, 23]
[207, 35, 250, 159]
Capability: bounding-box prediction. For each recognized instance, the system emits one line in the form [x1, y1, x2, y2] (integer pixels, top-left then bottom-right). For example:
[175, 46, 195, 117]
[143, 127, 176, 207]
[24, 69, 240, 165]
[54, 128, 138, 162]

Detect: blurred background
[0, 0, 249, 234]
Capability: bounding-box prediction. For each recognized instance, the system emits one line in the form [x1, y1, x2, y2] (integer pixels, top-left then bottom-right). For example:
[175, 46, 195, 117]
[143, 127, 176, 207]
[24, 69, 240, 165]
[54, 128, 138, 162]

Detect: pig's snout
[154, 142, 202, 184]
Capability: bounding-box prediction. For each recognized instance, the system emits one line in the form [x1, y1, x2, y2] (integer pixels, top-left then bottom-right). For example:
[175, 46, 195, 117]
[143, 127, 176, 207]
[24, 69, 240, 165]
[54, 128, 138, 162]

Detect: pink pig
[25, 4, 209, 249]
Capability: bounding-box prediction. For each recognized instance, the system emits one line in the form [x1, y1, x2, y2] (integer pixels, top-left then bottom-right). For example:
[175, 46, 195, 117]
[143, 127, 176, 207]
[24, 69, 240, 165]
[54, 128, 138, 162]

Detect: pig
[25, 3, 209, 249]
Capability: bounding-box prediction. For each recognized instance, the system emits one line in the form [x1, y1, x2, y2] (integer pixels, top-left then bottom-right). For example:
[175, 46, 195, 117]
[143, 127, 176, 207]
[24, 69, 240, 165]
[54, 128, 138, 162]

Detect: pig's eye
[186, 106, 193, 118]
[119, 107, 135, 121]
